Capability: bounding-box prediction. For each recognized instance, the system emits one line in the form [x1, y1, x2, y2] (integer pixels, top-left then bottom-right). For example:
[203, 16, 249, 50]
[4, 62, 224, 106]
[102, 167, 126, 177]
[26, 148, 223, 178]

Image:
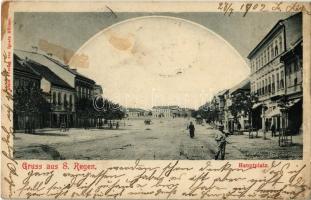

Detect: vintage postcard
[1, 1, 311, 199]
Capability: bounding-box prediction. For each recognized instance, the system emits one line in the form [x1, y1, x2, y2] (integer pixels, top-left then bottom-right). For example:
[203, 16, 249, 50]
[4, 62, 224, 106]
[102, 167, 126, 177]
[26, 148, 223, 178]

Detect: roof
[247, 13, 302, 59]
[126, 108, 146, 112]
[14, 49, 94, 84]
[13, 54, 41, 79]
[229, 78, 250, 95]
[27, 59, 74, 90]
[45, 56, 95, 83]
[216, 89, 229, 96]
[152, 105, 180, 109]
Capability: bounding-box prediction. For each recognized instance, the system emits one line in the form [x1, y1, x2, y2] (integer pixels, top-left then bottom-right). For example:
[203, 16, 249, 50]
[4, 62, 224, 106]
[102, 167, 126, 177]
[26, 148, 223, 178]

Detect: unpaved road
[14, 118, 303, 160]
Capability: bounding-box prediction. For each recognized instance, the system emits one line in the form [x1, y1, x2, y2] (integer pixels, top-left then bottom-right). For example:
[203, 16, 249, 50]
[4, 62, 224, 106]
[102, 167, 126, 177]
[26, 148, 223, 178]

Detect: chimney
[47, 53, 53, 57]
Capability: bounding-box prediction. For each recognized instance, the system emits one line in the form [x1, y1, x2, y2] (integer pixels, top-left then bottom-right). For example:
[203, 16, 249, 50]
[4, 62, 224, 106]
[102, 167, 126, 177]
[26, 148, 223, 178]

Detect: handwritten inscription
[13, 160, 310, 199]
[218, 2, 311, 17]
[2, 16, 18, 199]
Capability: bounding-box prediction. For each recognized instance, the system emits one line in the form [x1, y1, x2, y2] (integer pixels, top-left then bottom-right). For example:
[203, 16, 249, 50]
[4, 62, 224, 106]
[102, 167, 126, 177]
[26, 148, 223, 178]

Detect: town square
[12, 12, 303, 160]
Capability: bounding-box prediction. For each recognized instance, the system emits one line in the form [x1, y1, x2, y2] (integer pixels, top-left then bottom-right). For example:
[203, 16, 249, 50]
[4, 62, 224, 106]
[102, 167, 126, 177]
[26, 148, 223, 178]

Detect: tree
[14, 84, 51, 132]
[229, 92, 258, 136]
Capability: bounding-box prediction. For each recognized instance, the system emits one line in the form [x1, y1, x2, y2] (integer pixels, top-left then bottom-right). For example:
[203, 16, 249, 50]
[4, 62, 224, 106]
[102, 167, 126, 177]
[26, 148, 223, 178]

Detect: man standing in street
[215, 125, 227, 160]
[189, 122, 195, 138]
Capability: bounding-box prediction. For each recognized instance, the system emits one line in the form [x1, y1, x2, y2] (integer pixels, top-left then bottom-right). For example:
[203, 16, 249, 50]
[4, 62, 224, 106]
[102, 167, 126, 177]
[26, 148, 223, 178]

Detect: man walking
[189, 122, 195, 138]
[215, 125, 227, 160]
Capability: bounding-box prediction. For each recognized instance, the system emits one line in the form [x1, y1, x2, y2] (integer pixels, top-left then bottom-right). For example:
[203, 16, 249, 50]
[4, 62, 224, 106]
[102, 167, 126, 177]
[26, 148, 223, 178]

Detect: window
[265, 78, 268, 94]
[279, 36, 283, 53]
[275, 45, 279, 56]
[288, 63, 292, 74]
[262, 80, 264, 95]
[280, 71, 284, 89]
[64, 94, 67, 107]
[272, 74, 275, 93]
[267, 46, 270, 61]
[53, 92, 56, 105]
[268, 77, 271, 93]
[69, 95, 72, 107]
[271, 44, 274, 58]
[58, 92, 62, 105]
[277, 73, 280, 90]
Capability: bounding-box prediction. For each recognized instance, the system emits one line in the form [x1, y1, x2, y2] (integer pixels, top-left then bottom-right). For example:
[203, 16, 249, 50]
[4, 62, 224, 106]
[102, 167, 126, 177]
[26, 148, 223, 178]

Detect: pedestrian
[189, 122, 195, 138]
[271, 123, 276, 137]
[116, 122, 119, 129]
[215, 125, 227, 160]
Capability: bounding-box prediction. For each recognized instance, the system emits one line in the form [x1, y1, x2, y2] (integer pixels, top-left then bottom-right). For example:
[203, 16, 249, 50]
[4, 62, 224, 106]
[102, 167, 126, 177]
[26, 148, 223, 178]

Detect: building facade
[125, 108, 146, 118]
[27, 59, 76, 128]
[15, 49, 98, 128]
[247, 13, 302, 133]
[13, 54, 42, 131]
[223, 79, 251, 133]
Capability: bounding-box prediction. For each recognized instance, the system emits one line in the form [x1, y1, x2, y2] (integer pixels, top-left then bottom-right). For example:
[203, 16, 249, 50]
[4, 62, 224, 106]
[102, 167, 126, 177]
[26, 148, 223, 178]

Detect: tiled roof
[14, 49, 94, 84]
[45, 56, 95, 83]
[13, 54, 41, 79]
[27, 60, 74, 90]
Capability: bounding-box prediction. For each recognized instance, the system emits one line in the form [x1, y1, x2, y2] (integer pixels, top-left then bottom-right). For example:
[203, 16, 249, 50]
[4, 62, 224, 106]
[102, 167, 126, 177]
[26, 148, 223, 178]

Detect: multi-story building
[125, 108, 146, 118]
[280, 39, 303, 134]
[13, 54, 42, 131]
[211, 89, 228, 125]
[152, 106, 179, 118]
[15, 49, 97, 127]
[227, 79, 251, 133]
[247, 13, 302, 132]
[25, 59, 76, 128]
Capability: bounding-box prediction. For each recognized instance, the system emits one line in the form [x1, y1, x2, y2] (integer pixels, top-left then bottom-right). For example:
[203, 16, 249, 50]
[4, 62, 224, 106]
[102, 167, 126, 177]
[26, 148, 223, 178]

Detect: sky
[14, 12, 292, 109]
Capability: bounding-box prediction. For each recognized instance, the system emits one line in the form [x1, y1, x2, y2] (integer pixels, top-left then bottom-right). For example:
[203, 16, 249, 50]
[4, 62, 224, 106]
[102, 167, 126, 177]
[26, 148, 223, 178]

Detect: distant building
[93, 84, 103, 96]
[126, 108, 146, 118]
[224, 79, 250, 133]
[152, 106, 178, 118]
[247, 13, 302, 132]
[211, 89, 228, 124]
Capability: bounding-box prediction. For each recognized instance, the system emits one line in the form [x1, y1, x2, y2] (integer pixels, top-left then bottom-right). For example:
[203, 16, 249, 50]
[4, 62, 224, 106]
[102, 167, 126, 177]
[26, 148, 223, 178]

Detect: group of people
[187, 122, 227, 160]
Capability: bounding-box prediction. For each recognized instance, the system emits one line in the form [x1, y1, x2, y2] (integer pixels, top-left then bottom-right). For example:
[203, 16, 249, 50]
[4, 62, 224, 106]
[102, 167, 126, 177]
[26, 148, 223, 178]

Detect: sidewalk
[224, 130, 303, 160]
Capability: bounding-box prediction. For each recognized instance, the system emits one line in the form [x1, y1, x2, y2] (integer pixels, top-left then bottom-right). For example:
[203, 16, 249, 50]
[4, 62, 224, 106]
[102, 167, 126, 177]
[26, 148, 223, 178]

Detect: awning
[252, 103, 262, 109]
[266, 108, 281, 118]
